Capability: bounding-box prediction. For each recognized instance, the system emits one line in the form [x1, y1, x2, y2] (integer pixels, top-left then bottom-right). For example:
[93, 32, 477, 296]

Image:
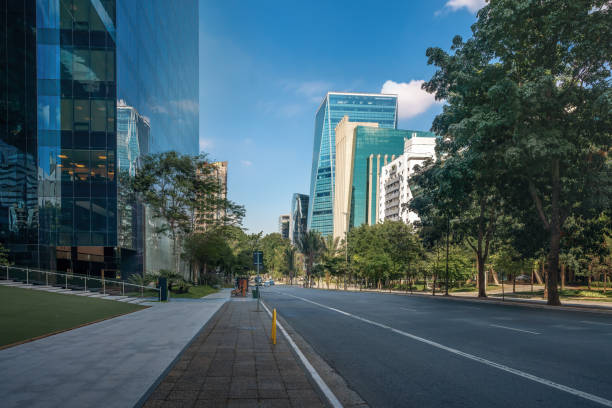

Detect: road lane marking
[398, 306, 418, 312]
[259, 300, 343, 408]
[277, 291, 612, 408]
[489, 324, 541, 335]
[581, 320, 612, 327]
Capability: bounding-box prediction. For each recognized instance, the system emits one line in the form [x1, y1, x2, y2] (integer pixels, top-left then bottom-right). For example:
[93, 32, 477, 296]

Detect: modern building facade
[333, 118, 408, 240]
[116, 101, 150, 274]
[194, 161, 228, 232]
[116, 0, 199, 155]
[290, 193, 308, 245]
[0, 1, 199, 277]
[308, 92, 398, 236]
[278, 214, 290, 239]
[379, 133, 436, 225]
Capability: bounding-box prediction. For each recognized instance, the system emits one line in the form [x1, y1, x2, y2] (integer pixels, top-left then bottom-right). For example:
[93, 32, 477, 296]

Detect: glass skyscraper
[0, 1, 198, 276]
[116, 0, 199, 155]
[308, 92, 398, 236]
[290, 193, 309, 245]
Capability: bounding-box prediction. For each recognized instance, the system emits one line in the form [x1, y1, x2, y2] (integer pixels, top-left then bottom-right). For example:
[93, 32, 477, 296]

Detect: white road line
[398, 306, 418, 312]
[581, 320, 612, 327]
[278, 291, 612, 408]
[489, 324, 541, 335]
[260, 300, 343, 408]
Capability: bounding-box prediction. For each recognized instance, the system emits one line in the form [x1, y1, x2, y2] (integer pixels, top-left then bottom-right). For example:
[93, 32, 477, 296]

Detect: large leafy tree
[132, 152, 245, 276]
[423, 0, 612, 305]
[475, 0, 612, 305]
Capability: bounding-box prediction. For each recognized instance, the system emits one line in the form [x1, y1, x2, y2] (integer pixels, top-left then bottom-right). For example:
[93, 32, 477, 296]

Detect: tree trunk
[477, 255, 486, 298]
[432, 273, 437, 296]
[513, 275, 516, 293]
[588, 272, 592, 291]
[604, 273, 607, 294]
[560, 264, 565, 291]
[545, 160, 561, 306]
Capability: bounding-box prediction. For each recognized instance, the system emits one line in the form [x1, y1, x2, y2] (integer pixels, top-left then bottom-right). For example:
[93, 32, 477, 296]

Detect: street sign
[253, 251, 263, 266]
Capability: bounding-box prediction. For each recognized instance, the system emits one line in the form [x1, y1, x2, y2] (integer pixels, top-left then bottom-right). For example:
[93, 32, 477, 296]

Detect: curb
[301, 286, 612, 315]
[260, 299, 343, 408]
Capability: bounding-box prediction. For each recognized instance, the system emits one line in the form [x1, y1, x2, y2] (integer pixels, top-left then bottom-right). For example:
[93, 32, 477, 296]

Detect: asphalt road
[259, 286, 612, 408]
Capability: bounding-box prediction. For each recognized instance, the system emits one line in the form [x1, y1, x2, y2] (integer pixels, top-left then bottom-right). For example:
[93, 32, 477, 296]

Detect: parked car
[269, 280, 275, 286]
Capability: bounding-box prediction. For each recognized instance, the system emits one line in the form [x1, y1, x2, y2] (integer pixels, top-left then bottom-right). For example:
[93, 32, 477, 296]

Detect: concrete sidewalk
[0, 289, 231, 408]
[144, 298, 326, 408]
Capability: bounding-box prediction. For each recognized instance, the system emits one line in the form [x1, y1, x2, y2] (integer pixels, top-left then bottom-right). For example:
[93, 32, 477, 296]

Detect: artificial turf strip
[0, 285, 146, 348]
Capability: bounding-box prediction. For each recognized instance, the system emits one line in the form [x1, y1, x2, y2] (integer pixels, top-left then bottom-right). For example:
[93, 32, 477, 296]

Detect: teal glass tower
[308, 92, 398, 236]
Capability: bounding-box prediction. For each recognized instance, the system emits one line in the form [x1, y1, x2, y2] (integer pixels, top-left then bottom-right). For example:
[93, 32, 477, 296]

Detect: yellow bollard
[271, 308, 277, 345]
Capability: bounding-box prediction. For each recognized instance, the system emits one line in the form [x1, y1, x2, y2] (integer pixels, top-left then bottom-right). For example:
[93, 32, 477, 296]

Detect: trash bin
[159, 277, 168, 301]
[252, 286, 259, 299]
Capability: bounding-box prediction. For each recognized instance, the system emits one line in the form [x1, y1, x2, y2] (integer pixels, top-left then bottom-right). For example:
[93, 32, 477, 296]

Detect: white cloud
[241, 160, 253, 167]
[381, 80, 441, 119]
[199, 138, 213, 152]
[149, 104, 168, 114]
[439, 0, 486, 14]
[170, 99, 199, 114]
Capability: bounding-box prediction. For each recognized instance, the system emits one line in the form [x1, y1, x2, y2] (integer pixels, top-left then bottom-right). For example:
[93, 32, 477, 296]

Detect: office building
[194, 161, 228, 232]
[290, 193, 309, 245]
[279, 214, 290, 239]
[0, 1, 199, 277]
[379, 134, 436, 224]
[308, 92, 398, 236]
[333, 117, 407, 240]
[116, 101, 150, 273]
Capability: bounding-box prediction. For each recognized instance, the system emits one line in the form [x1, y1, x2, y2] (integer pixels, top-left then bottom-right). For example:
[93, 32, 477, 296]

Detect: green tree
[296, 230, 325, 287]
[321, 235, 342, 289]
[132, 152, 245, 277]
[378, 221, 422, 291]
[422, 1, 612, 304]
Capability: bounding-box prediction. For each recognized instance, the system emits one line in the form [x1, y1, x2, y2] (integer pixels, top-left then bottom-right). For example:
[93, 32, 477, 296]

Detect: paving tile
[193, 399, 229, 408]
[226, 398, 260, 408]
[144, 300, 325, 408]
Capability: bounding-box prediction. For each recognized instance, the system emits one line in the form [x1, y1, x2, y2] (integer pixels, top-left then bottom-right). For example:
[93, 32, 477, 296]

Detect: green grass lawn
[498, 287, 612, 302]
[450, 284, 500, 293]
[169, 285, 218, 299]
[0, 285, 146, 348]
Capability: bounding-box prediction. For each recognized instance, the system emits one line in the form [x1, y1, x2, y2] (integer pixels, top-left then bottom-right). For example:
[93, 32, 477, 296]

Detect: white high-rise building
[379, 134, 436, 224]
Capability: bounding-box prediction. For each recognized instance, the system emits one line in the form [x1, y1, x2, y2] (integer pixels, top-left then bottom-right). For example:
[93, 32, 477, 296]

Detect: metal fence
[1, 265, 160, 300]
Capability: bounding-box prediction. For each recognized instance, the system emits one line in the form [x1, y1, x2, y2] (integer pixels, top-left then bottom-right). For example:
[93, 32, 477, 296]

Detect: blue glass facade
[116, 0, 199, 155]
[308, 92, 398, 236]
[0, 1, 198, 276]
[290, 193, 309, 245]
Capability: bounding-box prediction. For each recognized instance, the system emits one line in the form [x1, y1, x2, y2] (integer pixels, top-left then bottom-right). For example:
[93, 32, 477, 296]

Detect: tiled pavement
[144, 299, 326, 408]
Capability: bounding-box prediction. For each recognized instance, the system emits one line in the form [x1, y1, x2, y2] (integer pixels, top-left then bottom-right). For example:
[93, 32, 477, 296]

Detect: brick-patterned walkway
[144, 299, 326, 407]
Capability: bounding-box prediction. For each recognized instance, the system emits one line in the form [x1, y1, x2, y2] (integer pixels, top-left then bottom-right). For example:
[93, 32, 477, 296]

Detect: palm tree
[322, 235, 341, 289]
[285, 245, 297, 285]
[296, 231, 325, 288]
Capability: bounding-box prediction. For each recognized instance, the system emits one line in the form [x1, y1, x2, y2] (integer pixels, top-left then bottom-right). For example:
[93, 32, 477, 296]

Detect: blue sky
[198, 0, 484, 234]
